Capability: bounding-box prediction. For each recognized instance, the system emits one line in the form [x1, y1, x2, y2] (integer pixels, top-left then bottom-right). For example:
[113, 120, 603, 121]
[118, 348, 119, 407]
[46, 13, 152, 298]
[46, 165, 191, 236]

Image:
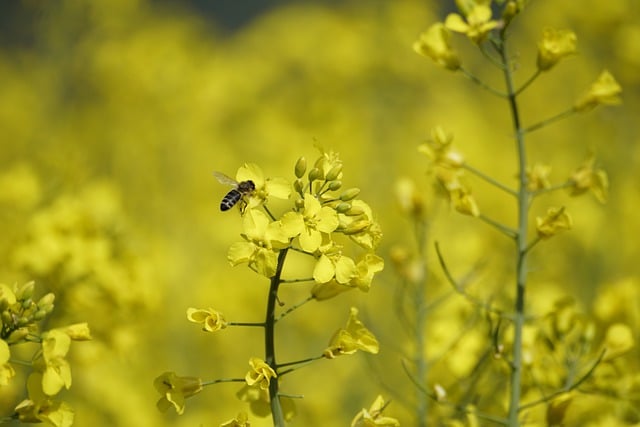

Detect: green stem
[514, 69, 541, 97]
[523, 108, 576, 134]
[460, 66, 508, 98]
[463, 163, 517, 197]
[499, 33, 528, 427]
[266, 248, 289, 427]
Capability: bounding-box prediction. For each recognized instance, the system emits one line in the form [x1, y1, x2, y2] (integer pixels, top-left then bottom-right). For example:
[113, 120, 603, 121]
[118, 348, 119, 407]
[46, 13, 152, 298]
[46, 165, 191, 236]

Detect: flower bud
[308, 168, 323, 182]
[328, 180, 342, 191]
[345, 205, 365, 216]
[294, 179, 304, 194]
[294, 157, 307, 179]
[326, 164, 343, 181]
[295, 198, 305, 210]
[335, 202, 351, 213]
[37, 293, 55, 310]
[340, 188, 360, 201]
[16, 281, 35, 301]
[7, 327, 30, 344]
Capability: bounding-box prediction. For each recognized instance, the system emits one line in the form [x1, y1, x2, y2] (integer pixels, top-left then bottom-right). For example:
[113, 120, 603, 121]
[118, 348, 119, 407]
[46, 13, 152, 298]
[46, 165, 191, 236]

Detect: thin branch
[460, 67, 508, 98]
[531, 180, 573, 198]
[228, 321, 265, 327]
[201, 377, 246, 387]
[514, 69, 541, 96]
[478, 214, 518, 238]
[518, 349, 607, 411]
[276, 295, 314, 322]
[401, 359, 508, 425]
[434, 242, 503, 316]
[463, 163, 518, 197]
[523, 108, 576, 134]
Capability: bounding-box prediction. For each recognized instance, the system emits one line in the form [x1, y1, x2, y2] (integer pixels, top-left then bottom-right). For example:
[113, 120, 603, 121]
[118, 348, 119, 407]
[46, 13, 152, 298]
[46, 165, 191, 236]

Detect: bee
[213, 171, 256, 212]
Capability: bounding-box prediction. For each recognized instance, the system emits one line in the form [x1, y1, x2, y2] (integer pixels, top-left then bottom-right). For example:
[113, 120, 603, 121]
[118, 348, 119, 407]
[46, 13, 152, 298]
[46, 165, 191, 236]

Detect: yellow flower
[568, 155, 608, 203]
[298, 193, 339, 252]
[445, 5, 500, 44]
[313, 244, 357, 285]
[245, 357, 277, 391]
[339, 200, 383, 250]
[419, 126, 464, 167]
[0, 340, 15, 386]
[536, 207, 572, 239]
[220, 412, 250, 427]
[154, 371, 203, 415]
[55, 323, 92, 341]
[536, 28, 577, 71]
[227, 209, 291, 277]
[413, 23, 461, 71]
[602, 323, 634, 361]
[452, 188, 480, 217]
[235, 163, 291, 210]
[395, 177, 426, 218]
[351, 395, 399, 427]
[526, 163, 552, 192]
[574, 70, 622, 112]
[324, 307, 379, 359]
[40, 330, 72, 396]
[15, 373, 75, 427]
[187, 307, 228, 332]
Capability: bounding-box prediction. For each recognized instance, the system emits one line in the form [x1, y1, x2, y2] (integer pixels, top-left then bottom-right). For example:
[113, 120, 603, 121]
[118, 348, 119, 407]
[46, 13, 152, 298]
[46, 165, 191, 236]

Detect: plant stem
[266, 248, 289, 426]
[498, 34, 528, 427]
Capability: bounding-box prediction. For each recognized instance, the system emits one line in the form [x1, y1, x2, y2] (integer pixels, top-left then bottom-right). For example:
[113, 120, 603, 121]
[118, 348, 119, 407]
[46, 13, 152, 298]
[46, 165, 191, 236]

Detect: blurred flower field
[1, 0, 639, 426]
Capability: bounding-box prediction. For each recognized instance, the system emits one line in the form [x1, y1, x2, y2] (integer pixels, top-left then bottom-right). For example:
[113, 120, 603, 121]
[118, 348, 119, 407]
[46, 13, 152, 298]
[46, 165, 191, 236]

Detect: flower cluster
[1, 281, 91, 427]
[227, 151, 384, 298]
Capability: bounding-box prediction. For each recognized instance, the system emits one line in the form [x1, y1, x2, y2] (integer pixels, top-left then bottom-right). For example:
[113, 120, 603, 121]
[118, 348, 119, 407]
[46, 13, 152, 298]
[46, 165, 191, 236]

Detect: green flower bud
[1, 311, 12, 326]
[294, 157, 307, 179]
[326, 164, 343, 181]
[33, 309, 49, 321]
[340, 188, 360, 201]
[308, 168, 323, 182]
[295, 198, 305, 210]
[336, 202, 352, 213]
[294, 179, 305, 194]
[7, 327, 30, 344]
[328, 180, 342, 191]
[16, 281, 35, 301]
[341, 220, 370, 235]
[346, 205, 365, 216]
[37, 293, 55, 310]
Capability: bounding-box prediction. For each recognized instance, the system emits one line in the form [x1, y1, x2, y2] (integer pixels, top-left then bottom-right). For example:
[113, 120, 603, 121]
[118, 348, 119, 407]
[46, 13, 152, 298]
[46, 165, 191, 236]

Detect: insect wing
[213, 171, 239, 187]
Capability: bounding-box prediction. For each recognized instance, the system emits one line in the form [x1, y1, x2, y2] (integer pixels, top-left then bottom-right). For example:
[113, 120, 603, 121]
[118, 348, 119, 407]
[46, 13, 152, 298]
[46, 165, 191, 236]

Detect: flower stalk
[265, 248, 289, 426]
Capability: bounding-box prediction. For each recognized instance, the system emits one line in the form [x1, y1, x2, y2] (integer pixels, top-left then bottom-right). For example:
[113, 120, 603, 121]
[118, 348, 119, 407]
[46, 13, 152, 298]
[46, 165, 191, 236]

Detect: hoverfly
[213, 171, 256, 212]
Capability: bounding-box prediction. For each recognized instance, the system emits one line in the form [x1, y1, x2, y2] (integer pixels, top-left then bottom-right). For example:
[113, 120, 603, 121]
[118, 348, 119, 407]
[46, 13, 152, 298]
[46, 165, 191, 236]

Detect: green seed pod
[308, 168, 323, 182]
[294, 157, 307, 179]
[340, 188, 360, 201]
[326, 164, 343, 181]
[328, 180, 342, 191]
[336, 202, 352, 213]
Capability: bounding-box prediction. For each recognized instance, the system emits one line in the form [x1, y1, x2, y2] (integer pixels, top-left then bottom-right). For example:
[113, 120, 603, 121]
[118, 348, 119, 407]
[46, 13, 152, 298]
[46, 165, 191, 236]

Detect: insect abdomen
[220, 189, 242, 211]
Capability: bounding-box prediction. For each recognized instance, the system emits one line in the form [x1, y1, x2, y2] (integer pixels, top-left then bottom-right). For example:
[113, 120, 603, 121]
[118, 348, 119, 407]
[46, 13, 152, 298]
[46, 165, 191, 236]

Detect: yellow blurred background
[1, 0, 639, 425]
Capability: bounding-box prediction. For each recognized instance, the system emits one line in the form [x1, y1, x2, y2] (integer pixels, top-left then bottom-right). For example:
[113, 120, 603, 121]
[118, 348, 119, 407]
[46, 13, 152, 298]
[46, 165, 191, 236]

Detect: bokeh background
[1, 0, 639, 425]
